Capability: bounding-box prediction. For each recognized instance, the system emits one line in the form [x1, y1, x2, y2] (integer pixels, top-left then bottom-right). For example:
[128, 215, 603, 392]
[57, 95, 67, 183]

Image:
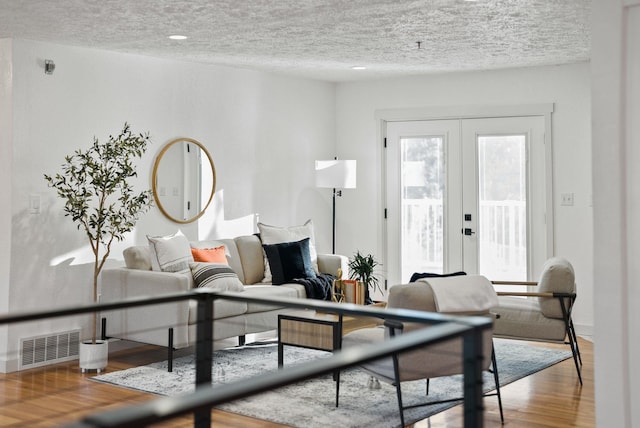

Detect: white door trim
[377, 104, 555, 285]
[375, 103, 554, 122]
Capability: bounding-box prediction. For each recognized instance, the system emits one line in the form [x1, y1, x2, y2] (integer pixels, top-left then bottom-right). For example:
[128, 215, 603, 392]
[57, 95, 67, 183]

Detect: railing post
[463, 328, 484, 428]
[194, 293, 214, 428]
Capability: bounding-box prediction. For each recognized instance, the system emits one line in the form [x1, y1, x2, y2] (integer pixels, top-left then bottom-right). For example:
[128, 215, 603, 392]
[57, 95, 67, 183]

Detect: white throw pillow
[147, 230, 193, 274]
[190, 262, 245, 291]
[257, 219, 318, 283]
[123, 246, 152, 270]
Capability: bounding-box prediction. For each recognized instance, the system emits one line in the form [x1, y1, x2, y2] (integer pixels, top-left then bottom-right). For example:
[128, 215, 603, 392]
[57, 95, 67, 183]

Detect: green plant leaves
[348, 250, 382, 294]
[44, 123, 153, 287]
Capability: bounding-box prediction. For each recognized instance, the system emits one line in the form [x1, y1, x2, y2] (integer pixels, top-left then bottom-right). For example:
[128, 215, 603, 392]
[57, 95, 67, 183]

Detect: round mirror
[152, 138, 216, 224]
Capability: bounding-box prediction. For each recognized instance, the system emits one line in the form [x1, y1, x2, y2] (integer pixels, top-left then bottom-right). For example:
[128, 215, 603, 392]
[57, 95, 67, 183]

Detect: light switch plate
[561, 193, 574, 206]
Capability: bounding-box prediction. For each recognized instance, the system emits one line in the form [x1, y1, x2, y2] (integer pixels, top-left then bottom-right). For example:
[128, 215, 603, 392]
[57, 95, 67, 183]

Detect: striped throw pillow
[190, 262, 244, 292]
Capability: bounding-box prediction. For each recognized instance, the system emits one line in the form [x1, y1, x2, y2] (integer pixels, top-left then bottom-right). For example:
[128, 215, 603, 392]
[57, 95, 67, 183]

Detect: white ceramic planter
[79, 340, 108, 372]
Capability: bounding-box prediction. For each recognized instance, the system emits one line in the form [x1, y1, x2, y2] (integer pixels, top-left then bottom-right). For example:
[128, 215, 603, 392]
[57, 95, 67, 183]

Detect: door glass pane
[477, 135, 527, 280]
[401, 137, 445, 280]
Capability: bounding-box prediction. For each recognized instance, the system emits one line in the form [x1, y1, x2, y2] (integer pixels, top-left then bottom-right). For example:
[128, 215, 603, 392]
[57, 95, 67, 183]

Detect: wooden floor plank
[0, 338, 594, 427]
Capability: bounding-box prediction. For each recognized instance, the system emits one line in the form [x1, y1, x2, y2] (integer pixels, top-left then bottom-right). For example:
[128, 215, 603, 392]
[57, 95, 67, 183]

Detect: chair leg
[569, 319, 583, 365]
[392, 352, 405, 428]
[560, 299, 583, 385]
[491, 345, 504, 424]
[567, 333, 583, 385]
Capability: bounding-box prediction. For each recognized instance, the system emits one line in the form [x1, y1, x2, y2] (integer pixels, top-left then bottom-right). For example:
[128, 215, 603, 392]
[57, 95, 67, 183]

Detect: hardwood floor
[0, 338, 594, 427]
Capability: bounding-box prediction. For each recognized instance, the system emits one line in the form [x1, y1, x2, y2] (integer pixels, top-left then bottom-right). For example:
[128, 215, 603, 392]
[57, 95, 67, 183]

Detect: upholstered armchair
[341, 275, 503, 427]
[491, 257, 582, 384]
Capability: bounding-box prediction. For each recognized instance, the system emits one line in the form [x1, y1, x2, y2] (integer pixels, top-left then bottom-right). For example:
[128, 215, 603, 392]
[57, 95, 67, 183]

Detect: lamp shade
[315, 160, 357, 189]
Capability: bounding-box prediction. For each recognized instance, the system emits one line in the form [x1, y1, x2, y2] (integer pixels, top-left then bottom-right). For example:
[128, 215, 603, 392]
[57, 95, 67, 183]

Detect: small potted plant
[45, 123, 152, 371]
[348, 251, 382, 304]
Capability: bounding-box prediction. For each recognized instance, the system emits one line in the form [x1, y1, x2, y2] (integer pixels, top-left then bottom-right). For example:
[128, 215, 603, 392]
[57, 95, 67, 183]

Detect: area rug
[91, 338, 571, 427]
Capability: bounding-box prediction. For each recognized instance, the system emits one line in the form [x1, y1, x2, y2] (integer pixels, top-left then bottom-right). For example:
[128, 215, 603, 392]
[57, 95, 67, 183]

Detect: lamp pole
[315, 159, 355, 255]
[332, 187, 337, 254]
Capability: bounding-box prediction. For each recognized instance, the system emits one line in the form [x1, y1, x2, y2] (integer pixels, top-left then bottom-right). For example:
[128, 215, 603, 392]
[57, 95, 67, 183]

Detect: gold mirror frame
[152, 138, 216, 224]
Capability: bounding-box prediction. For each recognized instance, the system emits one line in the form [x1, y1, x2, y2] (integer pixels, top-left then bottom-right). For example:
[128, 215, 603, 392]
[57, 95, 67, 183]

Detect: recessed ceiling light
[352, 66, 366, 70]
[169, 35, 188, 40]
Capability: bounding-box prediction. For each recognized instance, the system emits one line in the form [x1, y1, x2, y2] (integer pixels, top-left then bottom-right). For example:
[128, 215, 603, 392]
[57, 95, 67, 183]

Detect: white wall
[0, 39, 13, 369]
[0, 38, 336, 372]
[592, 1, 640, 426]
[334, 63, 593, 335]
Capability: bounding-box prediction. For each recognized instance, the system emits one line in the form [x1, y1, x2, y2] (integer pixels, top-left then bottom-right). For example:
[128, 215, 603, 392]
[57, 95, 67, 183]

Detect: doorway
[385, 116, 548, 284]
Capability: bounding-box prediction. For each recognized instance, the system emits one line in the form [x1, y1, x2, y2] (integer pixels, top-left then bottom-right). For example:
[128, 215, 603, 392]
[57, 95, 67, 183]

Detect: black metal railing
[0, 290, 492, 428]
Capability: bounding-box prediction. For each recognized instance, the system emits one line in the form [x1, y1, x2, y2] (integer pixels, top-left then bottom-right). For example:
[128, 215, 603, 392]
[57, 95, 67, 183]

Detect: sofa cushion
[278, 283, 308, 298]
[123, 246, 152, 270]
[234, 235, 266, 284]
[147, 230, 193, 274]
[493, 295, 566, 341]
[191, 246, 228, 264]
[263, 238, 316, 285]
[243, 284, 299, 313]
[258, 219, 318, 282]
[188, 298, 247, 324]
[190, 262, 244, 292]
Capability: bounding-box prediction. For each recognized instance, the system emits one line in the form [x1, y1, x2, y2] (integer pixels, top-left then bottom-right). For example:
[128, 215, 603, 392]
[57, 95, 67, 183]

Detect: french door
[385, 116, 548, 285]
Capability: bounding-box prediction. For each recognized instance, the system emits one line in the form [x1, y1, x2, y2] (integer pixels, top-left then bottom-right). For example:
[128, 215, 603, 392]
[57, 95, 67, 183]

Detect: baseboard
[106, 338, 143, 353]
[0, 356, 20, 373]
[1, 339, 141, 373]
[575, 323, 593, 341]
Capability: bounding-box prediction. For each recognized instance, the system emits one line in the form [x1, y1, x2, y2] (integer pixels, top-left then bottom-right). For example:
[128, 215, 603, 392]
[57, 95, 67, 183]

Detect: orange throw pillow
[191, 246, 228, 264]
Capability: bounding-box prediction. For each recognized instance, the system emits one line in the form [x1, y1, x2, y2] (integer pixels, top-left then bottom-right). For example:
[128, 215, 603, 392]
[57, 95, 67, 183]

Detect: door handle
[463, 228, 475, 236]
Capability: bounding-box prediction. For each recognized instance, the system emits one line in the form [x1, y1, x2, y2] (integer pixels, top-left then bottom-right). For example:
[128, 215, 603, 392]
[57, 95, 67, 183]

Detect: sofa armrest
[101, 268, 193, 348]
[102, 268, 193, 297]
[317, 253, 349, 278]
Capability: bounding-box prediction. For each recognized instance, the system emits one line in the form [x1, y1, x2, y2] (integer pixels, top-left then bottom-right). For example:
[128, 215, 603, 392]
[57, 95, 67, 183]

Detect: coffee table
[277, 304, 385, 405]
[277, 303, 385, 368]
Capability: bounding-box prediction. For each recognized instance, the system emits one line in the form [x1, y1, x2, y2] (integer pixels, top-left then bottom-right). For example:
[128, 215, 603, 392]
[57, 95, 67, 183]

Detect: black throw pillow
[409, 271, 467, 283]
[263, 237, 316, 285]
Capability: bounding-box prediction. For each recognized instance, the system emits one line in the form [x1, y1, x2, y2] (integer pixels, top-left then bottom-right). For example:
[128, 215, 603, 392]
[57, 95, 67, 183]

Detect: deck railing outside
[403, 198, 526, 279]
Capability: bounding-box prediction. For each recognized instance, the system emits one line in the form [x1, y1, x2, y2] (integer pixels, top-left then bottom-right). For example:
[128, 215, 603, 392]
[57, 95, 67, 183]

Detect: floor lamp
[315, 159, 357, 254]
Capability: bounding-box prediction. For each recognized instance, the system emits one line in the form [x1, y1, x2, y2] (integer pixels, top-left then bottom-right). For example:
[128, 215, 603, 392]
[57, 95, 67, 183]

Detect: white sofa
[101, 234, 347, 350]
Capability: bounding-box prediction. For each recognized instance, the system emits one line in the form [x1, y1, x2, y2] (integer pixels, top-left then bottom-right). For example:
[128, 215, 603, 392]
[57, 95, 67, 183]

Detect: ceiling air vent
[20, 330, 80, 369]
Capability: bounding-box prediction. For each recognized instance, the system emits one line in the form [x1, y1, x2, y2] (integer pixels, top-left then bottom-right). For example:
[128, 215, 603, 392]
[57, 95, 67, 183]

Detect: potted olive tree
[45, 123, 152, 371]
[348, 251, 382, 305]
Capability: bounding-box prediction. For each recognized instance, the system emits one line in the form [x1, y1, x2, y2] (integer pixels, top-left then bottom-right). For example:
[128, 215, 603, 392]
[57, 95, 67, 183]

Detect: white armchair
[341, 275, 503, 426]
[491, 257, 582, 384]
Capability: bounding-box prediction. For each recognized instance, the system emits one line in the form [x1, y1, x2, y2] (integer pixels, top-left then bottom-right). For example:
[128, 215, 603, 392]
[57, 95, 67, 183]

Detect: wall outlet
[561, 193, 574, 206]
[29, 194, 40, 214]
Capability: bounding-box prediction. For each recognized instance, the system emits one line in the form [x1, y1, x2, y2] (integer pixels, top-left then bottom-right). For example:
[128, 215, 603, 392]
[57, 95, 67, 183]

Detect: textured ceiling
[0, 0, 591, 82]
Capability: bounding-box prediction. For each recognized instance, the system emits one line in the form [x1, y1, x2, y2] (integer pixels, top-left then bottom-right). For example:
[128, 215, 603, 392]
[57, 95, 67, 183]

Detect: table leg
[334, 314, 344, 406]
[277, 316, 283, 368]
[335, 369, 341, 407]
[332, 314, 343, 381]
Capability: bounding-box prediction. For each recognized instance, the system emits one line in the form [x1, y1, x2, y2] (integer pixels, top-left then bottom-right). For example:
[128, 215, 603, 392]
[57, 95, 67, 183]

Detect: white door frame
[376, 104, 554, 287]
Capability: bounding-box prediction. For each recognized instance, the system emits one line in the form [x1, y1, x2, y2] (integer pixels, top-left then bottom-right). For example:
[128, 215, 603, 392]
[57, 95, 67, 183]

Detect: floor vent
[20, 330, 80, 369]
